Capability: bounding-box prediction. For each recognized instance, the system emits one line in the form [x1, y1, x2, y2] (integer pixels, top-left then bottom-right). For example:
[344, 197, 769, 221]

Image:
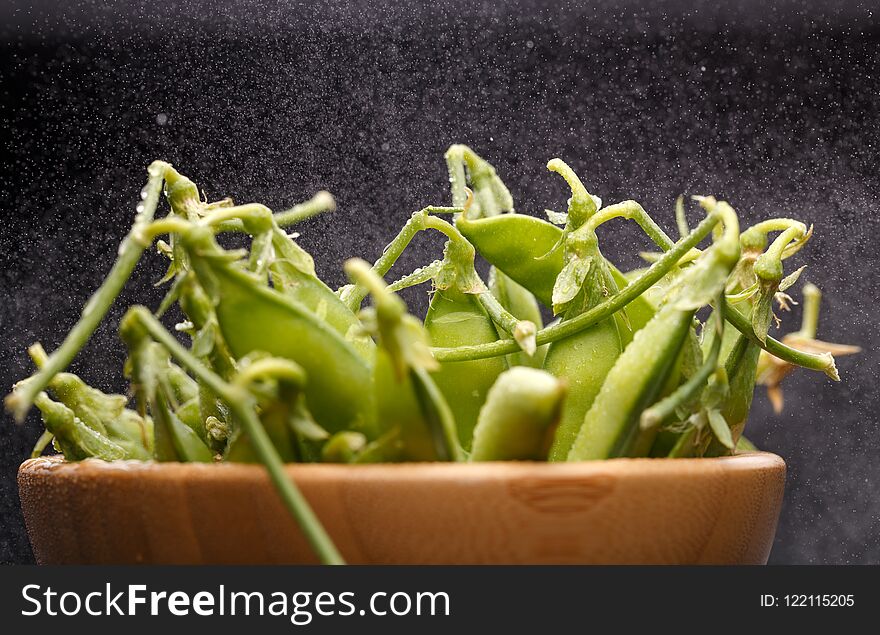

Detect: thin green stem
[342, 209, 430, 311]
[203, 204, 273, 231]
[422, 214, 469, 245]
[129, 307, 344, 565]
[5, 161, 169, 422]
[586, 200, 676, 252]
[432, 212, 720, 362]
[139, 216, 193, 243]
[215, 193, 335, 233]
[273, 191, 335, 227]
[764, 224, 807, 261]
[547, 158, 596, 228]
[799, 283, 821, 339]
[387, 260, 443, 293]
[723, 299, 838, 379]
[478, 291, 537, 355]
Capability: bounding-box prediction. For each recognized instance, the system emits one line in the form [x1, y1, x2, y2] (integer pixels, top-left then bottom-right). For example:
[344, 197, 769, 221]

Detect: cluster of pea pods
[6, 146, 858, 563]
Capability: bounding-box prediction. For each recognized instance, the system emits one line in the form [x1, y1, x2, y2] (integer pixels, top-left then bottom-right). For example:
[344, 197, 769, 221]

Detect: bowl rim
[19, 451, 785, 483]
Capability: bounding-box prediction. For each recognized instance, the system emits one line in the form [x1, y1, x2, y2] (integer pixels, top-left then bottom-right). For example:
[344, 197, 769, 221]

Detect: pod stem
[5, 161, 170, 422]
[340, 207, 463, 311]
[125, 306, 344, 565]
[586, 200, 677, 254]
[478, 291, 537, 356]
[433, 210, 721, 362]
[387, 260, 443, 293]
[547, 158, 597, 228]
[799, 283, 821, 339]
[214, 192, 336, 233]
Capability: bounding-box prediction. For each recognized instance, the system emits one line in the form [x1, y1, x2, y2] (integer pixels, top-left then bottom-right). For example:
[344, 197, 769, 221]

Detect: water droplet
[156, 113, 169, 125]
[136, 203, 145, 213]
[381, 142, 390, 151]
[526, 40, 534, 49]
[139, 187, 148, 200]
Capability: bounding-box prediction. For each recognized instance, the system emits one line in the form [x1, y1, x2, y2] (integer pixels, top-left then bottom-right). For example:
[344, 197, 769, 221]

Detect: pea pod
[470, 367, 566, 461]
[179, 225, 376, 437]
[445, 145, 545, 368]
[457, 212, 563, 306]
[567, 199, 741, 461]
[424, 231, 507, 451]
[27, 343, 153, 460]
[33, 392, 127, 461]
[544, 225, 624, 461]
[538, 162, 624, 461]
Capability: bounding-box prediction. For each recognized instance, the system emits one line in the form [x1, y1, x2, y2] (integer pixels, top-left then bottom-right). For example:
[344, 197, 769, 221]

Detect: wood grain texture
[18, 453, 785, 564]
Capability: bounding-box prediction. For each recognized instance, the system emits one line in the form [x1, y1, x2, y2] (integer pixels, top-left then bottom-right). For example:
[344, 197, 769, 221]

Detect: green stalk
[6, 161, 170, 422]
[478, 290, 537, 356]
[723, 300, 838, 379]
[586, 200, 677, 254]
[340, 206, 464, 311]
[387, 260, 443, 293]
[215, 193, 335, 233]
[128, 307, 344, 565]
[432, 212, 720, 362]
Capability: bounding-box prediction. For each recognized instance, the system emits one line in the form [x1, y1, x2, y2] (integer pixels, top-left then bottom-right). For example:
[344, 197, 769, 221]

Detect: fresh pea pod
[540, 170, 625, 461]
[456, 212, 563, 306]
[425, 272, 507, 451]
[470, 367, 566, 461]
[33, 392, 127, 461]
[179, 225, 376, 437]
[27, 343, 153, 459]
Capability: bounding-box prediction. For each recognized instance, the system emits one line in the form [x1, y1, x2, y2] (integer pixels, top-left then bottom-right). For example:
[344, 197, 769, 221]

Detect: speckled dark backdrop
[1, 1, 878, 564]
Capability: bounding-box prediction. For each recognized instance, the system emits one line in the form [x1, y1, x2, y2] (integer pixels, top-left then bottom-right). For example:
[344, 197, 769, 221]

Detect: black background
[1, 0, 878, 564]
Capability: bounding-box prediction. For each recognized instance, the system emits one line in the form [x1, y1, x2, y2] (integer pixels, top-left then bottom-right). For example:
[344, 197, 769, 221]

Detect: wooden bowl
[18, 452, 785, 564]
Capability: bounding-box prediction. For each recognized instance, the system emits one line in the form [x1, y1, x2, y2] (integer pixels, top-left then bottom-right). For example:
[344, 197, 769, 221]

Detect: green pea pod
[34, 392, 126, 461]
[372, 351, 438, 461]
[567, 200, 741, 461]
[488, 267, 546, 368]
[151, 389, 214, 462]
[180, 226, 376, 437]
[269, 226, 374, 361]
[470, 367, 567, 461]
[544, 225, 624, 461]
[425, 285, 508, 451]
[456, 213, 563, 306]
[175, 397, 205, 438]
[27, 344, 153, 459]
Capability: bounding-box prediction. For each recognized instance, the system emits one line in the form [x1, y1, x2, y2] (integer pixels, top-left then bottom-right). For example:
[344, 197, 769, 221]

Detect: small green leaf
[707, 408, 735, 450]
[779, 265, 807, 292]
